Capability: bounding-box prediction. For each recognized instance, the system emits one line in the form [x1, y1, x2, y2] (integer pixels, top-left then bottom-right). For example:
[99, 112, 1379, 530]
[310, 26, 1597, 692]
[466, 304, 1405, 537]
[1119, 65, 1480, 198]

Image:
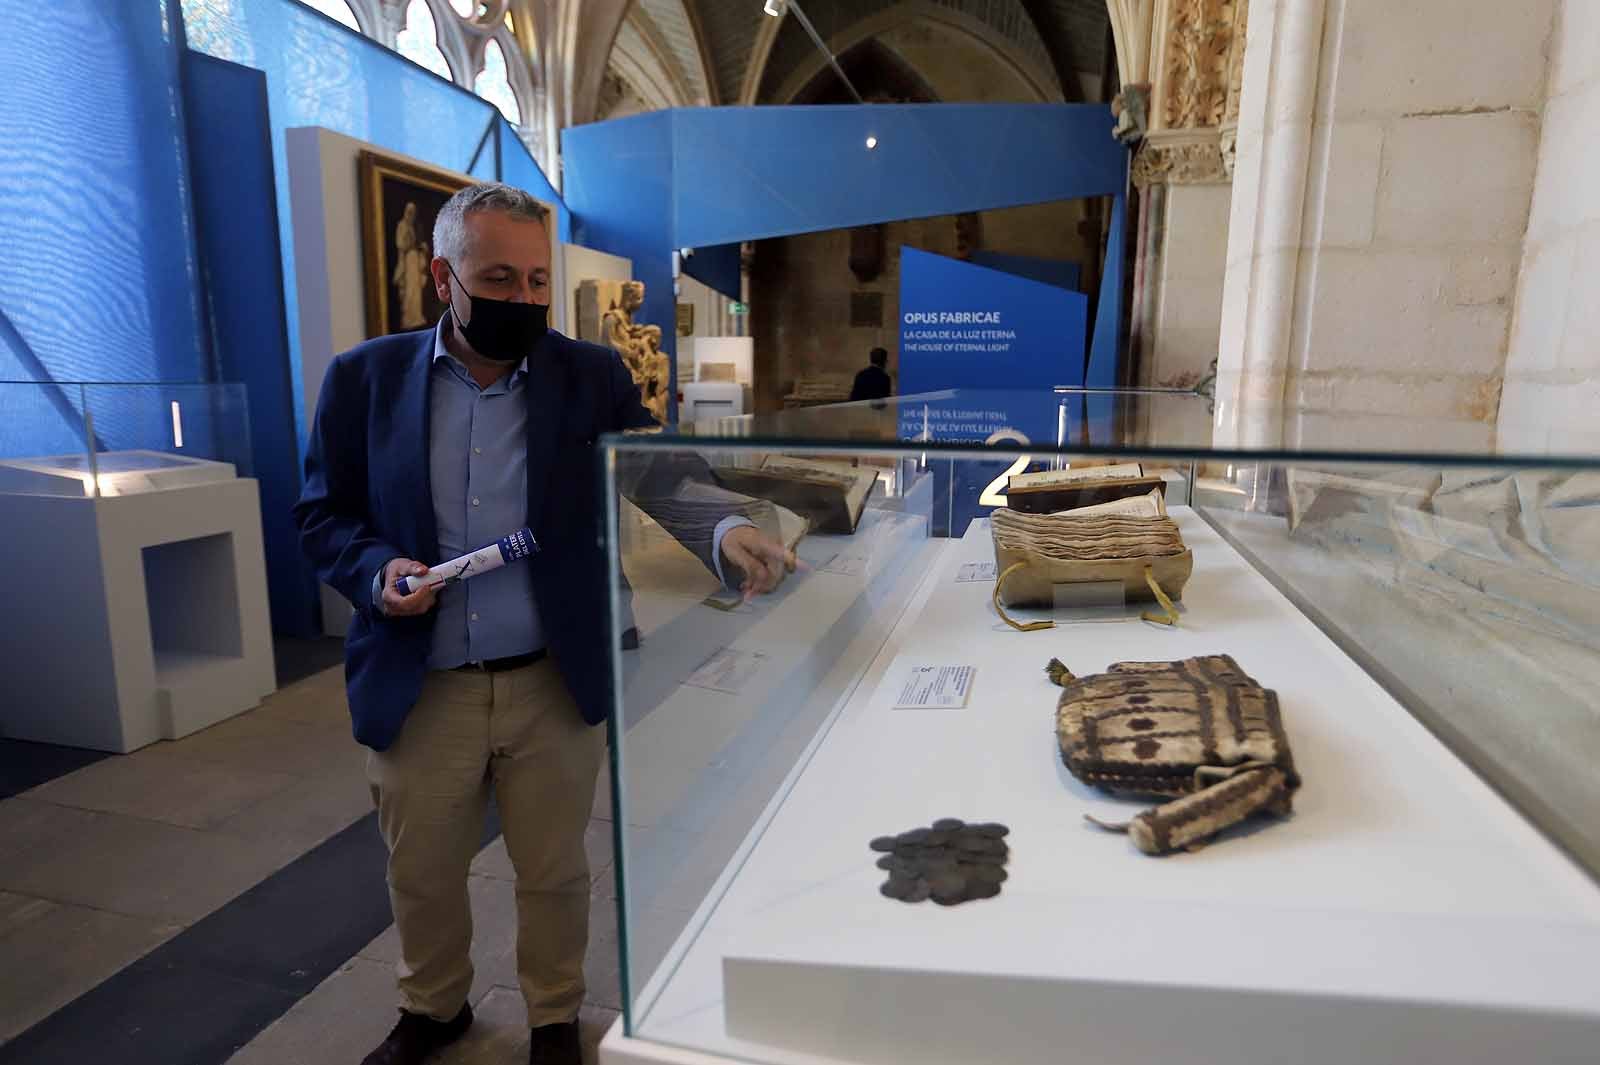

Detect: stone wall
[1146, 182, 1231, 391]
[1499, 0, 1600, 452]
[1216, 0, 1556, 452]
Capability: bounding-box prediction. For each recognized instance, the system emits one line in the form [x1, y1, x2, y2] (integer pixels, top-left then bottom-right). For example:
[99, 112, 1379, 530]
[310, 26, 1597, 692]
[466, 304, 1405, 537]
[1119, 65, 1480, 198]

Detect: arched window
[448, 0, 486, 17]
[302, 0, 361, 31]
[396, 0, 453, 80]
[475, 37, 522, 123]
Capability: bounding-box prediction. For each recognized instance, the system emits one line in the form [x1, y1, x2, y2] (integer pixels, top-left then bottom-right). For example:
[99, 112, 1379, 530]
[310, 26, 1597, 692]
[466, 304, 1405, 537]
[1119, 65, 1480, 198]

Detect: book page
[1008, 462, 1145, 490]
[1061, 487, 1167, 518]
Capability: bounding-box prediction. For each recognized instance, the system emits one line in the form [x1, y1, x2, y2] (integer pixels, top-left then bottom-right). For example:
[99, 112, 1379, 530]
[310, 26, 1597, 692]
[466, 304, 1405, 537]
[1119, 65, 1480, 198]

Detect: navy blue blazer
[293, 326, 714, 751]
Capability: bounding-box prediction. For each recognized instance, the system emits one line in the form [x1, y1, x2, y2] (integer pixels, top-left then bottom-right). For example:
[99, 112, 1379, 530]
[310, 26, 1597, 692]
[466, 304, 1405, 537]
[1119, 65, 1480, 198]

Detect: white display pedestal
[600, 508, 1600, 1065]
[1, 479, 276, 752]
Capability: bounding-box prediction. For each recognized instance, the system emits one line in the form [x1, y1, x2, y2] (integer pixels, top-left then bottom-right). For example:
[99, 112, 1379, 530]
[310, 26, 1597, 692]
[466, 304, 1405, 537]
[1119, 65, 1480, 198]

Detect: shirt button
[473, 447, 482, 455]
[470, 612, 479, 621]
[471, 497, 481, 507]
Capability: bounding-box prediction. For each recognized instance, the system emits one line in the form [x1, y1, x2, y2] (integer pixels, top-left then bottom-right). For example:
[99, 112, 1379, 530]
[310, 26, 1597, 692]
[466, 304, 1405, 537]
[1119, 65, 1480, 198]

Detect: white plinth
[1, 478, 276, 752]
[602, 508, 1600, 1065]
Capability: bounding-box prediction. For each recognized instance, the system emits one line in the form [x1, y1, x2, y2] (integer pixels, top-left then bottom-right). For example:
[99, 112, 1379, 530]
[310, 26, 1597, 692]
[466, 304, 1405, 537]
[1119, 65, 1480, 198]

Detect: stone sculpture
[578, 278, 671, 423]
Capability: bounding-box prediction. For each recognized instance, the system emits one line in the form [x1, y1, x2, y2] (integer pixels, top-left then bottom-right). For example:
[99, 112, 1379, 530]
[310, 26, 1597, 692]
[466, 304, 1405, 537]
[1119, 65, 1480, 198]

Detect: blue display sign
[898, 246, 1088, 394]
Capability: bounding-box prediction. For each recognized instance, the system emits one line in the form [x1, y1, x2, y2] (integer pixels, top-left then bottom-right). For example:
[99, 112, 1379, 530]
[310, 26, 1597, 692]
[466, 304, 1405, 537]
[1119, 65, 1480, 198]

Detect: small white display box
[0, 448, 275, 752]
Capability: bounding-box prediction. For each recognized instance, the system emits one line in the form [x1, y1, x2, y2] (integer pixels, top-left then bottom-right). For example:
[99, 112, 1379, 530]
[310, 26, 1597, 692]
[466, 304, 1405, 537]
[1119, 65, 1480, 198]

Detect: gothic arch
[764, 1, 1062, 106]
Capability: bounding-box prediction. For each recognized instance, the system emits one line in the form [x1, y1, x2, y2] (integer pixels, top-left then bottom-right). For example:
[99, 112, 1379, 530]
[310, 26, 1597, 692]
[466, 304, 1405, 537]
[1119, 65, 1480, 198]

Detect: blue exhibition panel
[182, 50, 321, 636]
[0, 0, 211, 456]
[968, 251, 1081, 293]
[563, 104, 1130, 403]
[898, 247, 1089, 393]
[667, 104, 1127, 248]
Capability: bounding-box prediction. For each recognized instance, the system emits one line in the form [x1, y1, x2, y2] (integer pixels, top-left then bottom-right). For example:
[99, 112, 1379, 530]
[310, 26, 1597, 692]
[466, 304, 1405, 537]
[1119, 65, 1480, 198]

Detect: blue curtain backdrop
[0, 1, 211, 458]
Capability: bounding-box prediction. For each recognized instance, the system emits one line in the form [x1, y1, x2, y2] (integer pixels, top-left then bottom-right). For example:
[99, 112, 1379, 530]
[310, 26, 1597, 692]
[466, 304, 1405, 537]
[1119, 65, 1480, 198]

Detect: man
[294, 183, 791, 1065]
[849, 346, 893, 401]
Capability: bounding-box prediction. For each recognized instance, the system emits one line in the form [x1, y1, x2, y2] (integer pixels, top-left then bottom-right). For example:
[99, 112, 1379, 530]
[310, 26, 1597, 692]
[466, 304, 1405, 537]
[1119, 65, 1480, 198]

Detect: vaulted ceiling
[600, 0, 1113, 117]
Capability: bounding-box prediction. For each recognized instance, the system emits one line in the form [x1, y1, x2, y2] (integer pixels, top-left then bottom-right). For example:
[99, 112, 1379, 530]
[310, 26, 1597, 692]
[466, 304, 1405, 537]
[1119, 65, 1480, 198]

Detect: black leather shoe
[528, 1019, 582, 1065]
[361, 1004, 473, 1065]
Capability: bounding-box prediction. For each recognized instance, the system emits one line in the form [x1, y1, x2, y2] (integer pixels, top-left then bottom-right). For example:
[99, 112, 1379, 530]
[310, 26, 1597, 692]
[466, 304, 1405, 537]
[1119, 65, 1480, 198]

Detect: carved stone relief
[578, 279, 671, 424]
[1161, 0, 1238, 131]
[1132, 135, 1230, 187]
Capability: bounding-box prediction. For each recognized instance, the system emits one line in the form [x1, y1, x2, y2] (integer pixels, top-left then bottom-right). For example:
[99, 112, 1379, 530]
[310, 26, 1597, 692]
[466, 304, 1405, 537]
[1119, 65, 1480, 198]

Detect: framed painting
[358, 151, 472, 338]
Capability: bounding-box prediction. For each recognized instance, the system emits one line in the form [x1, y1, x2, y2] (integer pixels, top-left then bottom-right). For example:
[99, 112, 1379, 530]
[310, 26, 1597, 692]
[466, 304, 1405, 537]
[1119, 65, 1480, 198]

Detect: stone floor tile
[470, 819, 615, 892]
[360, 874, 521, 1010]
[585, 820, 615, 883]
[593, 760, 613, 822]
[0, 799, 290, 923]
[437, 985, 528, 1064]
[254, 671, 352, 729]
[470, 836, 516, 882]
[0, 900, 181, 1042]
[137, 705, 362, 781]
[583, 941, 623, 1012]
[222, 957, 397, 1065]
[212, 767, 374, 867]
[580, 1004, 622, 1063]
[24, 752, 300, 830]
[0, 890, 55, 940]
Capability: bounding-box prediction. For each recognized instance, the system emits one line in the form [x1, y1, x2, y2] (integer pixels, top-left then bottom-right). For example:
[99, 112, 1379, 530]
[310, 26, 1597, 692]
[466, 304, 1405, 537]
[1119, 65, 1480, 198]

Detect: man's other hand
[721, 526, 795, 599]
[381, 558, 440, 616]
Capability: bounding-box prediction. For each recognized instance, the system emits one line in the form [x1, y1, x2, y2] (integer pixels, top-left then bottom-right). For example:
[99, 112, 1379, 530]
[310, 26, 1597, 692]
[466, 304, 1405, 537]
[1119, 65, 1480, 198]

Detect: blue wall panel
[563, 111, 678, 403]
[182, 51, 321, 637]
[0, 0, 211, 457]
[684, 242, 742, 302]
[898, 247, 1087, 393]
[968, 251, 1081, 293]
[667, 104, 1126, 247]
[564, 104, 1130, 402]
[1087, 191, 1128, 387]
[496, 117, 572, 242]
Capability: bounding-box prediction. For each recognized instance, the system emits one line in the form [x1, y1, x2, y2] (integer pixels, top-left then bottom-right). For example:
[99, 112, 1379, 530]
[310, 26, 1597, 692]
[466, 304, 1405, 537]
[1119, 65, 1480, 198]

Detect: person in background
[849, 346, 893, 402]
[294, 182, 792, 1065]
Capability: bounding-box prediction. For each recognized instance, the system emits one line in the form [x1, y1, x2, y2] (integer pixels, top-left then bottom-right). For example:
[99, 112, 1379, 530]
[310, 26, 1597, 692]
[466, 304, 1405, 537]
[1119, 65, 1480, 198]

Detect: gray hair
[432, 182, 550, 264]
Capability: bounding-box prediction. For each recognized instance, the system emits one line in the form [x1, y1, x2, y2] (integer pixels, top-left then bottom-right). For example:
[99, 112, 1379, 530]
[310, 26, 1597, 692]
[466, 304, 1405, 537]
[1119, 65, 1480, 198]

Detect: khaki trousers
[366, 658, 605, 1026]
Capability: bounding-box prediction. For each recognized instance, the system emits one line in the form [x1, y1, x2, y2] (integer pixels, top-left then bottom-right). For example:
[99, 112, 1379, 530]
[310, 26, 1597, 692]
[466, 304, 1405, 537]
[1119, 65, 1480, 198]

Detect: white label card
[894, 664, 976, 710]
[684, 647, 769, 694]
[818, 553, 868, 576]
[956, 561, 998, 583]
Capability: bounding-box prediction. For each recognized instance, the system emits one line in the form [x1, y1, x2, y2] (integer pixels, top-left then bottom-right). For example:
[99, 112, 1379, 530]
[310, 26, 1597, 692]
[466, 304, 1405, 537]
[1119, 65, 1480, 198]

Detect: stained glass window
[476, 38, 521, 124]
[301, 0, 360, 31]
[397, 0, 452, 80]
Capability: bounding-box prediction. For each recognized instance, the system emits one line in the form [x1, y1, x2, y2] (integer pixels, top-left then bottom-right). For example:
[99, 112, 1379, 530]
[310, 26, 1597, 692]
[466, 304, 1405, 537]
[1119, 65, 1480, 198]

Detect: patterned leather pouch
[1049, 655, 1299, 854]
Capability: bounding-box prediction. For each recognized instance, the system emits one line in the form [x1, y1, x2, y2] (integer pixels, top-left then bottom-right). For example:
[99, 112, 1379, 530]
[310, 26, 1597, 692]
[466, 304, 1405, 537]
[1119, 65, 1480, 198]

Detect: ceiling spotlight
[763, 0, 787, 16]
[865, 135, 878, 150]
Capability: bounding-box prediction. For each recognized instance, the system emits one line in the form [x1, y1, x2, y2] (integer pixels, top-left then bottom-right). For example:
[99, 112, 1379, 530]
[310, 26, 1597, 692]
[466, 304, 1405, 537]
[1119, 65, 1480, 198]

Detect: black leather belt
[452, 649, 547, 673]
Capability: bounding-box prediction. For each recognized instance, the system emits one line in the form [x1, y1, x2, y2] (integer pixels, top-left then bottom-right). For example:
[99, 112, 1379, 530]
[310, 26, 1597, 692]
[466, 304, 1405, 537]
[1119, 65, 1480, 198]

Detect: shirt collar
[431, 313, 529, 379]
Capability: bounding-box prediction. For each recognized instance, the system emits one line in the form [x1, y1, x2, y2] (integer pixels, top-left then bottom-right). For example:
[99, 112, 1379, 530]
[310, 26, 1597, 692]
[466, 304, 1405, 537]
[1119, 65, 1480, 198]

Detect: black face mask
[444, 261, 548, 363]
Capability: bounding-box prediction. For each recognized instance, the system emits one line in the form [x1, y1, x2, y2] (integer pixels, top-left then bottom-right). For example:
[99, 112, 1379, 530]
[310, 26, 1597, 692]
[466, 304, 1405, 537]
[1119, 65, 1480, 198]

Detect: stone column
[1119, 0, 1249, 447]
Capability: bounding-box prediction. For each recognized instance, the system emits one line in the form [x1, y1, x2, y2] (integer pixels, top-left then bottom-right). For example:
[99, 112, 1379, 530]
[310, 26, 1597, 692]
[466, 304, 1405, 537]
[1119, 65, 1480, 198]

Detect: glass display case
[0, 381, 272, 752]
[0, 381, 252, 496]
[598, 390, 1600, 1065]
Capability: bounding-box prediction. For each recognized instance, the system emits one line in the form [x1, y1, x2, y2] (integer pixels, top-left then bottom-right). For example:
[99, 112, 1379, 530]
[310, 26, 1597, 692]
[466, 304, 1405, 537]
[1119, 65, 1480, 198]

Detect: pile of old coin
[869, 818, 1010, 905]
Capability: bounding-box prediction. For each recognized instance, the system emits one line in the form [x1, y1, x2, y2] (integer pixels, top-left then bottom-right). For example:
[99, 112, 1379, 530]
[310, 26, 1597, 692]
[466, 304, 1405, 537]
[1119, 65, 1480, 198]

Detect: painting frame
[358, 150, 473, 339]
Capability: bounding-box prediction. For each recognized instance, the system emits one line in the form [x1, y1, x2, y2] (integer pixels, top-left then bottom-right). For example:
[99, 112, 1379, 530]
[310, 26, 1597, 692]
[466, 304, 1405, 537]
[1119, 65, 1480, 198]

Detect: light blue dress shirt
[375, 319, 746, 669]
